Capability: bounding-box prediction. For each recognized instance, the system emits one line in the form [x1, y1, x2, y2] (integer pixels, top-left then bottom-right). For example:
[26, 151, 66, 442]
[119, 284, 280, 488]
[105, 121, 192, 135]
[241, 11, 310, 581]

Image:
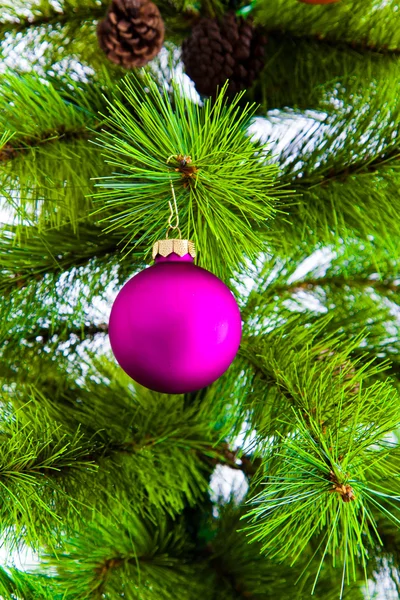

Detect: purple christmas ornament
[109, 239, 242, 394]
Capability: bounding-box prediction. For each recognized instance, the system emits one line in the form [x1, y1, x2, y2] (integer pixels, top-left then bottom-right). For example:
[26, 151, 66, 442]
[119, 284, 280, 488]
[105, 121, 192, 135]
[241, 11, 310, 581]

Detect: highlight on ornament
[109, 176, 242, 394]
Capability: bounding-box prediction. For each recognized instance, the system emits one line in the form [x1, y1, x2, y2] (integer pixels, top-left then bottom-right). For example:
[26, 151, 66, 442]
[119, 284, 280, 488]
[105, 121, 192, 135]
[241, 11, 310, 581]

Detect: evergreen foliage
[1, 0, 400, 599]
[93, 75, 280, 278]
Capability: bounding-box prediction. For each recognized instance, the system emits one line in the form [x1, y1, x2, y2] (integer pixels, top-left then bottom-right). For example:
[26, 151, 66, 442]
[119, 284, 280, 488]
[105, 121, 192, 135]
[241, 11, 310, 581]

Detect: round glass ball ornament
[109, 239, 242, 394]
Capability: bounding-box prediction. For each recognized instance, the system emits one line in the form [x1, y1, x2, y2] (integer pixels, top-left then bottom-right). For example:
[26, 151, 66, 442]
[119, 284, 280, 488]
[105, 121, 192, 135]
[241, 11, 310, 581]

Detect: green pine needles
[93, 75, 281, 279]
[255, 0, 400, 53]
[0, 72, 106, 233]
[241, 317, 400, 597]
[4, 1, 400, 598]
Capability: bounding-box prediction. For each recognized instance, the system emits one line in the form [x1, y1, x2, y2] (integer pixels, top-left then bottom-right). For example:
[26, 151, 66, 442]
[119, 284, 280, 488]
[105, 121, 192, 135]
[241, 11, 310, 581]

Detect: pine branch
[0, 223, 128, 296]
[0, 73, 114, 232]
[0, 2, 108, 38]
[0, 0, 193, 37]
[37, 401, 238, 483]
[236, 317, 400, 593]
[255, 0, 400, 55]
[238, 316, 391, 441]
[265, 28, 400, 57]
[0, 400, 214, 496]
[0, 410, 100, 550]
[247, 31, 400, 113]
[1, 140, 114, 236]
[25, 322, 109, 345]
[0, 566, 55, 600]
[93, 74, 282, 281]
[259, 74, 400, 251]
[7, 359, 240, 521]
[270, 70, 400, 187]
[0, 73, 101, 144]
[44, 508, 210, 600]
[0, 73, 276, 285]
[244, 401, 400, 596]
[0, 129, 91, 164]
[207, 549, 257, 600]
[299, 146, 400, 188]
[0, 14, 111, 75]
[238, 243, 400, 389]
[0, 73, 108, 169]
[15, 410, 257, 480]
[0, 393, 215, 550]
[201, 442, 261, 478]
[267, 275, 400, 297]
[0, 250, 126, 389]
[205, 503, 368, 600]
[0, 511, 369, 599]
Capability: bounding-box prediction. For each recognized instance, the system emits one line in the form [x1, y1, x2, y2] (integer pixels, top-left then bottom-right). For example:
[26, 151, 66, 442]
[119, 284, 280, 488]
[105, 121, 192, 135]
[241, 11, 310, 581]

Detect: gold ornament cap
[152, 238, 196, 260]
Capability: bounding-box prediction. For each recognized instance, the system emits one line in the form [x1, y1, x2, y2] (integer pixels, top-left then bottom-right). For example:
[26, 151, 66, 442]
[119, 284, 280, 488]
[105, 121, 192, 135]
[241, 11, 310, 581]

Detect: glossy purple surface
[109, 254, 242, 394]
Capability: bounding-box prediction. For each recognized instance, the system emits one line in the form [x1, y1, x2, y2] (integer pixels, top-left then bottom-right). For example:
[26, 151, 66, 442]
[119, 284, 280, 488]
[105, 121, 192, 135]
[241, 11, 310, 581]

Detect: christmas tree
[1, 0, 400, 598]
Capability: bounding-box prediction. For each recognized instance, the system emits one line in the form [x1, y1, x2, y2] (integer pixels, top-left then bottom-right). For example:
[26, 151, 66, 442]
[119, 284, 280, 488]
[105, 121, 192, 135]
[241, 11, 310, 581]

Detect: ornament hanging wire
[166, 156, 182, 239]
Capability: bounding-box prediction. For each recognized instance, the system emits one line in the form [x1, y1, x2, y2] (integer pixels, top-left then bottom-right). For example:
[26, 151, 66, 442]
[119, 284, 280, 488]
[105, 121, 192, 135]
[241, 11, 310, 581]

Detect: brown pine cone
[97, 0, 164, 69]
[182, 12, 267, 97]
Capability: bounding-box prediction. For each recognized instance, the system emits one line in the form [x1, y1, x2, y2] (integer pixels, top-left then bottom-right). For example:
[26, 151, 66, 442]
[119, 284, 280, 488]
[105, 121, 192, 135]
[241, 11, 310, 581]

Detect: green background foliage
[1, 1, 400, 599]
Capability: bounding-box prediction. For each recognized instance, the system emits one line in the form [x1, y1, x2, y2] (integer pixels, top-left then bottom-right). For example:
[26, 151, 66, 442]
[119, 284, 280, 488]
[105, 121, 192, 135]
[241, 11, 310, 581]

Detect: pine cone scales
[97, 0, 164, 68]
[182, 13, 266, 97]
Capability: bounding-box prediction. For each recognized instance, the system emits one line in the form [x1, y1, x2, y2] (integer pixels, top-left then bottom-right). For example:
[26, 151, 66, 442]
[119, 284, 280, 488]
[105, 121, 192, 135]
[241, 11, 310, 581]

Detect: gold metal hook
[166, 157, 182, 239]
[167, 179, 181, 235]
[152, 156, 196, 260]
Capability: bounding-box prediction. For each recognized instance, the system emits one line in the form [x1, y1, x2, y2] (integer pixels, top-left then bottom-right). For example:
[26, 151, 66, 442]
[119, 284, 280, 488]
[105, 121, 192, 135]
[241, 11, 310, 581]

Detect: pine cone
[182, 13, 267, 97]
[97, 0, 164, 69]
